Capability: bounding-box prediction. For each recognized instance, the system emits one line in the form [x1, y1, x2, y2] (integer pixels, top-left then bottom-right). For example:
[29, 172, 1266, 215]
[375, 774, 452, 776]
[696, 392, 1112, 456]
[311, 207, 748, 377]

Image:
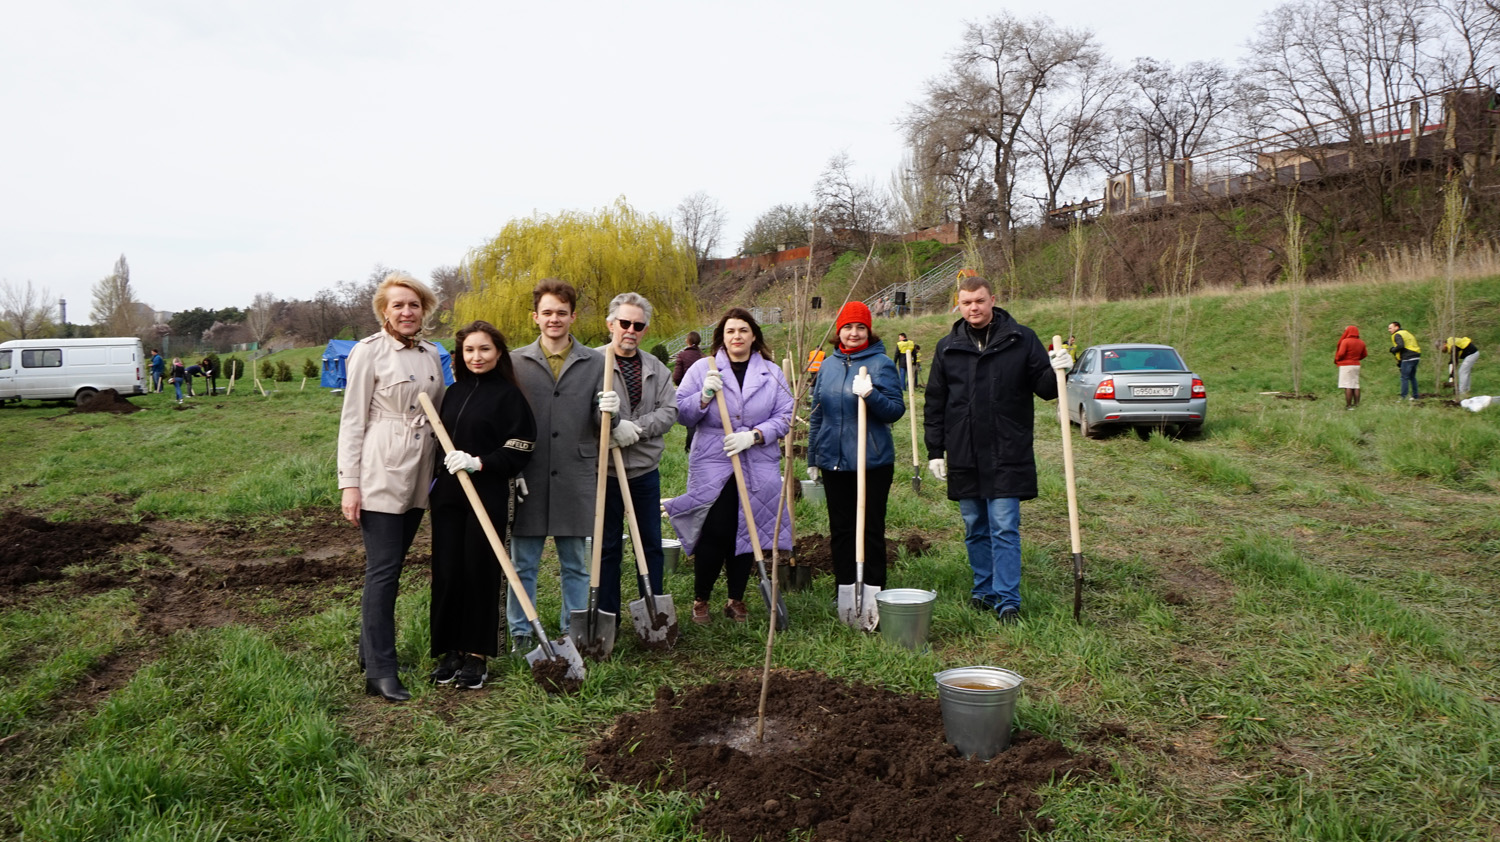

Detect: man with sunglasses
[594, 292, 678, 632]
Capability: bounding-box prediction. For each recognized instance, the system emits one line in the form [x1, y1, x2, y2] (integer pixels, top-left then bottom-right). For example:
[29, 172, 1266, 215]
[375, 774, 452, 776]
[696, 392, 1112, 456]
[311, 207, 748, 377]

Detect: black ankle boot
[364, 676, 410, 702]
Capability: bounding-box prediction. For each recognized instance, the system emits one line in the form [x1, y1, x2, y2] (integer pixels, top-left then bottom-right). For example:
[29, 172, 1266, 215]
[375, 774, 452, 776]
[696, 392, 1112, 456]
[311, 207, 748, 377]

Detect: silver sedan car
[1064, 344, 1206, 439]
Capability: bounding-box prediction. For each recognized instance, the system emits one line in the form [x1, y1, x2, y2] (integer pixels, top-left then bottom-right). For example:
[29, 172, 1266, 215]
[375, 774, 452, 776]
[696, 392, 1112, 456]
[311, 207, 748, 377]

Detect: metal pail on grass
[662, 539, 682, 574]
[933, 666, 1025, 760]
[799, 480, 825, 503]
[875, 588, 936, 650]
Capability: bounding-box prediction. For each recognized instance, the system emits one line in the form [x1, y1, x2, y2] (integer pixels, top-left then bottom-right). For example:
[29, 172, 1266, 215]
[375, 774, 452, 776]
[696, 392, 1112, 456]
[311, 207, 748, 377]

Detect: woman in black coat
[429, 321, 537, 690]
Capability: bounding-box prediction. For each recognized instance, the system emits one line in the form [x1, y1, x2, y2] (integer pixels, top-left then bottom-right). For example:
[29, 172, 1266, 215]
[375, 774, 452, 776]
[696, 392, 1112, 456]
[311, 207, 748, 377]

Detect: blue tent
[321, 339, 454, 388]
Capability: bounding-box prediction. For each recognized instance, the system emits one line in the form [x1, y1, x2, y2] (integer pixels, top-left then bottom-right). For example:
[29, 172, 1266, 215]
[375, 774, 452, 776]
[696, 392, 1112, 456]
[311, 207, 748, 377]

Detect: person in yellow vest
[1387, 321, 1421, 400]
[1064, 334, 1079, 361]
[1440, 336, 1480, 395]
[806, 347, 826, 390]
[894, 332, 921, 391]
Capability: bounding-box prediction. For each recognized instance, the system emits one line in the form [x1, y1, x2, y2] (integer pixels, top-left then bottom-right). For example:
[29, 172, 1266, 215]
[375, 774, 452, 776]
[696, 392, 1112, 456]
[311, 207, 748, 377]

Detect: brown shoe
[691, 600, 712, 625]
[724, 599, 748, 622]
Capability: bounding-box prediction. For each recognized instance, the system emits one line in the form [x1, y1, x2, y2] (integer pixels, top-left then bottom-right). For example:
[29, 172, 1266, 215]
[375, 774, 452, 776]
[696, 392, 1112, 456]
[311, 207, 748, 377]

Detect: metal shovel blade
[837, 583, 883, 631]
[753, 559, 788, 631]
[525, 635, 587, 682]
[567, 606, 617, 662]
[911, 474, 921, 494]
[629, 590, 680, 648]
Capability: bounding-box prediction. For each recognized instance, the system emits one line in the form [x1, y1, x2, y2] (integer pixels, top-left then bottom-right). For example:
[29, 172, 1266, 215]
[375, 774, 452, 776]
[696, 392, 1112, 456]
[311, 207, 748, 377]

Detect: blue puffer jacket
[808, 340, 906, 471]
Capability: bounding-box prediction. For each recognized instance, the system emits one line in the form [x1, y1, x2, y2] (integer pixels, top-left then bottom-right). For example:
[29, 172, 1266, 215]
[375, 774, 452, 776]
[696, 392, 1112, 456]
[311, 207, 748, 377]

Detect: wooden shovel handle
[905, 348, 919, 472]
[706, 356, 765, 562]
[417, 392, 541, 625]
[611, 446, 651, 578]
[1051, 336, 1083, 555]
[856, 366, 867, 567]
[590, 346, 616, 587]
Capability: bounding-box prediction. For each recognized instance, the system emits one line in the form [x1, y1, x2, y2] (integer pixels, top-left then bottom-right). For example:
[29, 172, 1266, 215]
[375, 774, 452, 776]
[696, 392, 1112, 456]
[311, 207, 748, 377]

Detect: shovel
[905, 346, 921, 494]
[838, 366, 881, 631]
[571, 345, 618, 661]
[416, 393, 585, 687]
[1051, 336, 1086, 622]
[707, 356, 789, 631]
[612, 445, 679, 648]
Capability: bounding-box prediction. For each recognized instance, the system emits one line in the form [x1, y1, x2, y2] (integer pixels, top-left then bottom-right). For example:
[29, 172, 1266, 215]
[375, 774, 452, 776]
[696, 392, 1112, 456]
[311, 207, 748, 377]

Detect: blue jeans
[507, 535, 589, 639]
[601, 469, 664, 617]
[171, 377, 183, 401]
[959, 497, 1022, 611]
[1399, 358, 1420, 398]
[359, 508, 425, 679]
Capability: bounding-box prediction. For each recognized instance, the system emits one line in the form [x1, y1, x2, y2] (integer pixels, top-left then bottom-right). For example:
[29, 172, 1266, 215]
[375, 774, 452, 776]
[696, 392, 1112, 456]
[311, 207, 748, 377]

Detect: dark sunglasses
[615, 318, 647, 332]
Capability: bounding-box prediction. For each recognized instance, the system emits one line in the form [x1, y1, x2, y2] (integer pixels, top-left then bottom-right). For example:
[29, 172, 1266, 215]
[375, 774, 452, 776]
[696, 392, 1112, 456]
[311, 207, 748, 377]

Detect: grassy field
[1, 275, 1498, 841]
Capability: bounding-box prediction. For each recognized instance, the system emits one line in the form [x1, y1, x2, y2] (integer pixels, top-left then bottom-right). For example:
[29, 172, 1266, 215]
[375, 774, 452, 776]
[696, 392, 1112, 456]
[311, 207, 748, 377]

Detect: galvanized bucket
[800, 479, 825, 504]
[933, 666, 1024, 760]
[876, 588, 936, 650]
[662, 539, 682, 574]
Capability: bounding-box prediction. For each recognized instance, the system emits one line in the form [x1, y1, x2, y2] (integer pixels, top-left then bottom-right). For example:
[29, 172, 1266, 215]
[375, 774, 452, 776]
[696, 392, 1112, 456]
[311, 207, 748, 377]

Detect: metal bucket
[662, 539, 682, 574]
[876, 589, 936, 650]
[933, 666, 1025, 760]
[800, 480, 825, 503]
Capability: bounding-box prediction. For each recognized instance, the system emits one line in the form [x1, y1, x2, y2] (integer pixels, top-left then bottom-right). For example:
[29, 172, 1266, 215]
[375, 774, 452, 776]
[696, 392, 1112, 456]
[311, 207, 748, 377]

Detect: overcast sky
[1, 0, 1277, 318]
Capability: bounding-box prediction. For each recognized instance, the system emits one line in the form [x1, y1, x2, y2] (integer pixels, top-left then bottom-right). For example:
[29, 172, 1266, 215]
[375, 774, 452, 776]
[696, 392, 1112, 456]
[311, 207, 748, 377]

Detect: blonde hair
[371, 271, 438, 335]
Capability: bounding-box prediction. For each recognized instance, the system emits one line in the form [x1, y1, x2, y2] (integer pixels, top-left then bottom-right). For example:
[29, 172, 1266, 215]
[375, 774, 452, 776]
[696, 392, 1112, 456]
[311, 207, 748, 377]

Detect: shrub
[274, 361, 293, 382]
[302, 358, 319, 379]
[650, 343, 671, 366]
[223, 357, 244, 381]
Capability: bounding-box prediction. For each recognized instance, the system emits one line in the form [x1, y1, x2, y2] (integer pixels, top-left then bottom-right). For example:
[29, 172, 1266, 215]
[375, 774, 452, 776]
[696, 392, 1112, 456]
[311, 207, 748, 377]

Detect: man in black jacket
[923, 274, 1072, 624]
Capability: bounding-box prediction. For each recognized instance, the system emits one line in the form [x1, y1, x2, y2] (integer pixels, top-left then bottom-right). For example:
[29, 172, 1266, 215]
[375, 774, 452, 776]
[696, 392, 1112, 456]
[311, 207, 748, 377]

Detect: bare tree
[906, 13, 1100, 248]
[245, 292, 277, 348]
[89, 254, 143, 337]
[675, 191, 728, 261]
[430, 265, 470, 315]
[813, 152, 890, 249]
[1017, 47, 1123, 215]
[0, 279, 58, 340]
[889, 148, 954, 232]
[1121, 57, 1245, 189]
[739, 203, 814, 256]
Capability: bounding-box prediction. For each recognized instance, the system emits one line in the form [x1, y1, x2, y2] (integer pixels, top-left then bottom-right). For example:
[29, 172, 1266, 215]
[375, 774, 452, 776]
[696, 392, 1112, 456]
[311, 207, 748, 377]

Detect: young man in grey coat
[595, 292, 678, 628]
[507, 279, 607, 654]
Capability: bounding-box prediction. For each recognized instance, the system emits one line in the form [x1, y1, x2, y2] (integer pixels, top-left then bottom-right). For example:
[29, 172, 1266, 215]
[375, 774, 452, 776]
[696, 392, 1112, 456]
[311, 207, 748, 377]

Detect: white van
[0, 338, 146, 403]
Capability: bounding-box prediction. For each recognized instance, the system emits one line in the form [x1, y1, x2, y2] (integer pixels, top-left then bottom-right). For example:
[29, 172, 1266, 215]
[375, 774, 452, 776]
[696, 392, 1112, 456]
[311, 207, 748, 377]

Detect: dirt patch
[1156, 556, 1234, 607]
[67, 388, 142, 414]
[0, 512, 146, 587]
[587, 670, 1106, 841]
[790, 531, 934, 577]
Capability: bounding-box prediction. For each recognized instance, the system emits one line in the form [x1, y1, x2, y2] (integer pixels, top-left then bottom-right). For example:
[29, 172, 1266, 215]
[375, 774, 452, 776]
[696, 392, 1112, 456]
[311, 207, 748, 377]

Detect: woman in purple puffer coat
[666, 308, 793, 626]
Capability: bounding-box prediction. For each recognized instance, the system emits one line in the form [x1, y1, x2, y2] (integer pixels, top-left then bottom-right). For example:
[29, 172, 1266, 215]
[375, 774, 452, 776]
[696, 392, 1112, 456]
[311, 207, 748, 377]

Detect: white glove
[610, 418, 642, 448]
[852, 371, 873, 398]
[514, 476, 529, 502]
[444, 450, 482, 474]
[1048, 348, 1073, 371]
[700, 371, 724, 403]
[597, 390, 621, 414]
[807, 466, 819, 481]
[723, 430, 757, 456]
[928, 458, 947, 480]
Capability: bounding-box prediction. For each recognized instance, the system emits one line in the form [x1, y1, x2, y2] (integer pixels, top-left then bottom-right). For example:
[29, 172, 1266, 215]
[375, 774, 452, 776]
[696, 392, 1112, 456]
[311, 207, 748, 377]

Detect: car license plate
[1133, 386, 1176, 397]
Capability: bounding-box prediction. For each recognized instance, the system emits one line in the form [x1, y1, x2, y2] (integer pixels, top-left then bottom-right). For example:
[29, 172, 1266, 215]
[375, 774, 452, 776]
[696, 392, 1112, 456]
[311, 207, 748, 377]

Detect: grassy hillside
[1, 274, 1497, 840]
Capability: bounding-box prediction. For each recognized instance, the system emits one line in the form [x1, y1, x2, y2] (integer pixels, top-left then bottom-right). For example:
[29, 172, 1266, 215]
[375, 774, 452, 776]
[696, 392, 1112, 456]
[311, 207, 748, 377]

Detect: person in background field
[199, 358, 218, 395]
[1335, 325, 1368, 410]
[1388, 321, 1421, 401]
[429, 320, 535, 692]
[1440, 336, 1480, 396]
[924, 274, 1073, 625]
[336, 271, 445, 703]
[806, 346, 826, 391]
[507, 279, 606, 657]
[183, 360, 204, 397]
[150, 349, 165, 393]
[672, 331, 705, 452]
[596, 293, 677, 631]
[808, 301, 905, 599]
[169, 357, 187, 403]
[894, 332, 921, 392]
[667, 308, 793, 625]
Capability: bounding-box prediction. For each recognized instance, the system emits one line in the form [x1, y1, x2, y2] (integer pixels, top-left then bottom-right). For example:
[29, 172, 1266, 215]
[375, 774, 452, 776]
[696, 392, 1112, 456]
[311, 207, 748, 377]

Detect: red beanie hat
[835, 301, 872, 330]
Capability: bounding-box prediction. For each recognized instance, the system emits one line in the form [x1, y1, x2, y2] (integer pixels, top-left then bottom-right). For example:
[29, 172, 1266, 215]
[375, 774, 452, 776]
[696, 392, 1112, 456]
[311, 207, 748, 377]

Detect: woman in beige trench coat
[337, 271, 445, 702]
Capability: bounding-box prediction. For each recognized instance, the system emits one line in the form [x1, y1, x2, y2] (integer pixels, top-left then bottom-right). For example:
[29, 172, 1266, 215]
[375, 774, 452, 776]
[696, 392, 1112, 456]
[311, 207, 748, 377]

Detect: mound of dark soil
[69, 389, 141, 414]
[792, 531, 934, 575]
[587, 670, 1106, 841]
[0, 512, 146, 586]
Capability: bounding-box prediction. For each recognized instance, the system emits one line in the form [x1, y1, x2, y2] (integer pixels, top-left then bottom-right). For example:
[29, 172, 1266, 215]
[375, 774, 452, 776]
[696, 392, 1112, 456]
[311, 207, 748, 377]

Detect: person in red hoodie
[1335, 325, 1368, 409]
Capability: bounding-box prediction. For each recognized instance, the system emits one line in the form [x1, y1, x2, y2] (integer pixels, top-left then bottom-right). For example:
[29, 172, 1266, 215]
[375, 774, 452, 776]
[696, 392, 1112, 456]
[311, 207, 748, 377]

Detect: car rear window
[1101, 349, 1183, 371]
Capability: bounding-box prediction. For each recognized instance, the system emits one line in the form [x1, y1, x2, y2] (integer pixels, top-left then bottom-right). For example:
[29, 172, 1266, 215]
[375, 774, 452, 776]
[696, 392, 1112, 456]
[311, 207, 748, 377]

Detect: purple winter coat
[666, 350, 794, 558]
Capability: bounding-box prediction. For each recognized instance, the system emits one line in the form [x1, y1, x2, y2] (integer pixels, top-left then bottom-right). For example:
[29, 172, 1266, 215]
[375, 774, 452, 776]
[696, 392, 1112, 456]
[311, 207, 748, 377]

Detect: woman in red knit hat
[806, 301, 906, 614]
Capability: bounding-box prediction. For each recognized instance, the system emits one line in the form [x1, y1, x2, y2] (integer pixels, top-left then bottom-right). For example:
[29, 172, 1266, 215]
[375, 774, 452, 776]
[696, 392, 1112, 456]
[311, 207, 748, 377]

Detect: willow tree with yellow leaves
[457, 198, 698, 345]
